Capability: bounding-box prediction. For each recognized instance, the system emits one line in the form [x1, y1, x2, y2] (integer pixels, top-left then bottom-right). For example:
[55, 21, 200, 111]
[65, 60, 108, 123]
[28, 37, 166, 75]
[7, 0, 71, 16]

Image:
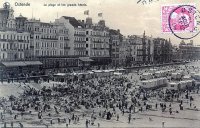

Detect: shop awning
[79, 57, 93, 62]
[24, 61, 42, 66]
[1, 61, 42, 67]
[1, 61, 27, 67]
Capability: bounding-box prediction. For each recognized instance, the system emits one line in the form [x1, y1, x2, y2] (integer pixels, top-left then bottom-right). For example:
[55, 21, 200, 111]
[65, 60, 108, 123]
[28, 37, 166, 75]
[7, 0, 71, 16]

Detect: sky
[2, 0, 200, 45]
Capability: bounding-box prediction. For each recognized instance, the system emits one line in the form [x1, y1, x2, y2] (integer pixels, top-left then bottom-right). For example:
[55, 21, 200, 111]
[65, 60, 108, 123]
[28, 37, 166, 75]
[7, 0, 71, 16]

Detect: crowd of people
[0, 62, 200, 127]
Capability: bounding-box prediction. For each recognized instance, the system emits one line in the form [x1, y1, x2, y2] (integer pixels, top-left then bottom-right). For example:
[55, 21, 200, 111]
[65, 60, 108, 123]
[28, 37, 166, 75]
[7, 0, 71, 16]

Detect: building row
[172, 40, 200, 61]
[118, 32, 173, 66]
[0, 3, 200, 71]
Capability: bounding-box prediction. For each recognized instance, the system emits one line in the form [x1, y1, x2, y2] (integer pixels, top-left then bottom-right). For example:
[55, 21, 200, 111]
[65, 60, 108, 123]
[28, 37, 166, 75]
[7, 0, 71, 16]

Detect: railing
[74, 40, 86, 43]
[74, 47, 86, 50]
[41, 37, 58, 40]
[74, 34, 86, 36]
[64, 47, 70, 49]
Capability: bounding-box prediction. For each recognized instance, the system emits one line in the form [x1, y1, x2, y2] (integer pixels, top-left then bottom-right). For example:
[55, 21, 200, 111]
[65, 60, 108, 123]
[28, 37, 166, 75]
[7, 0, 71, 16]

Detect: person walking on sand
[128, 113, 131, 123]
[11, 122, 13, 128]
[162, 121, 165, 128]
[117, 113, 119, 121]
[169, 108, 172, 115]
[86, 119, 89, 128]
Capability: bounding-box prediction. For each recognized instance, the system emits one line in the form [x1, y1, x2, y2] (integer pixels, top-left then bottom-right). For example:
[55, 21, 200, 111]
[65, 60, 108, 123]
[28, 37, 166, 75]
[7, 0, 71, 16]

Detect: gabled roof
[62, 16, 84, 28]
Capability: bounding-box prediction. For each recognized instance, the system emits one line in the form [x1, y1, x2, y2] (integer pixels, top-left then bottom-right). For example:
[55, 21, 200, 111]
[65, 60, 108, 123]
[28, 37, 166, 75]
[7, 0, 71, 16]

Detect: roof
[79, 57, 93, 62]
[114, 72, 122, 75]
[54, 73, 66, 76]
[141, 77, 167, 83]
[40, 22, 54, 27]
[24, 61, 42, 66]
[62, 16, 84, 28]
[142, 73, 152, 75]
[169, 82, 178, 85]
[109, 29, 119, 35]
[92, 70, 103, 73]
[1, 61, 27, 67]
[116, 68, 125, 71]
[1, 61, 42, 67]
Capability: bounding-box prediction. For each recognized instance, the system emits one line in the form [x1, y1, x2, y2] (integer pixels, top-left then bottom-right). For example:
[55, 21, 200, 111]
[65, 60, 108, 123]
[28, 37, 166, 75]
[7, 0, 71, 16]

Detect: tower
[6, 7, 16, 30]
[15, 14, 27, 32]
[0, 2, 10, 30]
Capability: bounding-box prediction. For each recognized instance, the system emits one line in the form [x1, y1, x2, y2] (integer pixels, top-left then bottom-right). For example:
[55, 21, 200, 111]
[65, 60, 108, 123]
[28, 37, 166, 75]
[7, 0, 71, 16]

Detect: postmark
[161, 4, 200, 39]
[168, 5, 200, 39]
[161, 4, 196, 33]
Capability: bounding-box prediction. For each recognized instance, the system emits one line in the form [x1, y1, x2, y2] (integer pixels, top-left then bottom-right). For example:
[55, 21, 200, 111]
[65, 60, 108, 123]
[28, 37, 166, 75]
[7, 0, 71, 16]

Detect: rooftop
[62, 16, 84, 28]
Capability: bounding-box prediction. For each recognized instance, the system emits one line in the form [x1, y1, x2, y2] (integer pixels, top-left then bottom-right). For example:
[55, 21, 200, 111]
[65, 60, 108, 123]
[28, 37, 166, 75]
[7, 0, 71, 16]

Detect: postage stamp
[161, 4, 196, 33]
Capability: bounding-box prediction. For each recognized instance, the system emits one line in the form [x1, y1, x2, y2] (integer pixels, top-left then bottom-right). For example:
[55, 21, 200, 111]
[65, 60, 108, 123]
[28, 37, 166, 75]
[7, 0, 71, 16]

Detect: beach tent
[141, 77, 168, 89]
[168, 82, 179, 90]
[171, 72, 182, 80]
[141, 73, 153, 80]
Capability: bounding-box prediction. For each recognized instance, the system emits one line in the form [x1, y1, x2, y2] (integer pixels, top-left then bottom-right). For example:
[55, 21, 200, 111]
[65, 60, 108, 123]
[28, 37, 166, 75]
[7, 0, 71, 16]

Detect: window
[86, 31, 89, 35]
[86, 44, 88, 48]
[86, 38, 88, 41]
[2, 53, 5, 59]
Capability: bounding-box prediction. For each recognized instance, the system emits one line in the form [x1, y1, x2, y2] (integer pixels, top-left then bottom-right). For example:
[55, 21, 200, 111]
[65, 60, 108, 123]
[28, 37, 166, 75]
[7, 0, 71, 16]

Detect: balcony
[18, 40, 25, 42]
[74, 40, 86, 43]
[30, 46, 34, 49]
[92, 47, 106, 50]
[93, 40, 104, 43]
[18, 49, 24, 51]
[74, 47, 86, 50]
[64, 47, 70, 49]
[41, 37, 58, 40]
[64, 38, 69, 41]
[74, 34, 86, 36]
[1, 49, 7, 51]
[0, 39, 14, 42]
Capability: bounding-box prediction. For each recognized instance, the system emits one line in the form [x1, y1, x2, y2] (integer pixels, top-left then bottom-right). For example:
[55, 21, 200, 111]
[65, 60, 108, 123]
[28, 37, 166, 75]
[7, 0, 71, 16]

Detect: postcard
[0, 0, 200, 127]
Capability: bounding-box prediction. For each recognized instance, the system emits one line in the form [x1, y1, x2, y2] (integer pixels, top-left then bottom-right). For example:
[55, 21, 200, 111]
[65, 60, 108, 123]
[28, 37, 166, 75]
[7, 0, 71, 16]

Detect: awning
[54, 73, 66, 76]
[1, 61, 27, 67]
[79, 57, 93, 62]
[114, 72, 122, 75]
[1, 61, 42, 67]
[116, 68, 125, 71]
[24, 61, 42, 66]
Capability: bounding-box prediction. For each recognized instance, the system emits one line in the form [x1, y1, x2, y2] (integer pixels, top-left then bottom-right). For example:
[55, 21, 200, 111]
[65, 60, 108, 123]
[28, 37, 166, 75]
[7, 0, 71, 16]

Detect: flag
[98, 13, 103, 17]
[84, 10, 89, 15]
